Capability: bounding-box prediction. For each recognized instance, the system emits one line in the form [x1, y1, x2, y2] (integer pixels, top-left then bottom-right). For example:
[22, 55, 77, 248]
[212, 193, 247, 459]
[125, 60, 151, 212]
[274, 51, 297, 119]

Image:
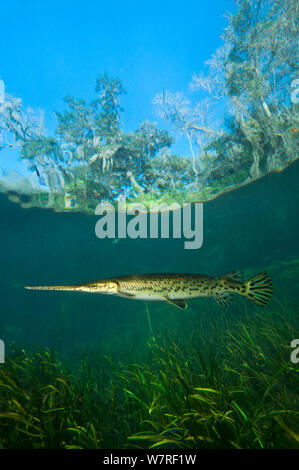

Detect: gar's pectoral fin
[118, 292, 136, 298]
[165, 298, 187, 310]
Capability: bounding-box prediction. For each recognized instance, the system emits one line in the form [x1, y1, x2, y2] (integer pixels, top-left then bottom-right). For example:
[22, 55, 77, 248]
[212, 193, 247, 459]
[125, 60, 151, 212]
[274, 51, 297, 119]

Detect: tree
[0, 73, 176, 208]
[155, 0, 299, 183]
[153, 90, 223, 184]
[93, 73, 126, 142]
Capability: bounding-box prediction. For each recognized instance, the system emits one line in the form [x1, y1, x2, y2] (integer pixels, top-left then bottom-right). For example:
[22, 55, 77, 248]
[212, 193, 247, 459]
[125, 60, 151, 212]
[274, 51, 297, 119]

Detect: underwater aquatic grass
[127, 315, 298, 448]
[0, 300, 298, 449]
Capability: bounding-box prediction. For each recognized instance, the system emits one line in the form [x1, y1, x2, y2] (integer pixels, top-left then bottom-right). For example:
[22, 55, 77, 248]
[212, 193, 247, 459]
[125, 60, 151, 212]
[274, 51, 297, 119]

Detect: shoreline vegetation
[2, 155, 299, 215]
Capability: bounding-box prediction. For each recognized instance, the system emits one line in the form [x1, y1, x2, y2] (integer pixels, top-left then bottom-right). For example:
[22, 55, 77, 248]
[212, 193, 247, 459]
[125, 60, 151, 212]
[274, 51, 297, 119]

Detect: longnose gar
[25, 271, 273, 310]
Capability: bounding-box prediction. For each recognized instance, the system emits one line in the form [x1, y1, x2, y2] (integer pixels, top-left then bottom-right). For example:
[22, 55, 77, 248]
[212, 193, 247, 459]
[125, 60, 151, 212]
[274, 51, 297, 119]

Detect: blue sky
[0, 0, 235, 172]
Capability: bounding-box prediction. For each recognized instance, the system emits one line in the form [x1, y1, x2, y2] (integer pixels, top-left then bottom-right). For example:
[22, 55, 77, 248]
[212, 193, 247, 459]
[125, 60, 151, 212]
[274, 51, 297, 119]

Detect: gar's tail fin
[245, 271, 273, 306]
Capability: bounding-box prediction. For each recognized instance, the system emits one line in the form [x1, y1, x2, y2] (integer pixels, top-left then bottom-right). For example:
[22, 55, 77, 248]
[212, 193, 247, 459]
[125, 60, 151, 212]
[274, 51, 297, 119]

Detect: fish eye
[107, 281, 118, 293]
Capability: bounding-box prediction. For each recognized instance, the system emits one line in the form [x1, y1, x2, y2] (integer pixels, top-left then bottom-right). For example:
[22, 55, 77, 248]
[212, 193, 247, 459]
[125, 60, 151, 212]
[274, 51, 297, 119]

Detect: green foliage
[21, 136, 61, 161]
[55, 96, 94, 147]
[121, 121, 174, 162]
[93, 73, 126, 141]
[224, 0, 298, 106]
[55, 73, 126, 148]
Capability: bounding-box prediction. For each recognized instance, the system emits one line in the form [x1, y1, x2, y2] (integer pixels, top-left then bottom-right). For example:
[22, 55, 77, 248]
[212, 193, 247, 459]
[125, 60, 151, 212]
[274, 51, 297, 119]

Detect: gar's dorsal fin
[165, 298, 187, 310]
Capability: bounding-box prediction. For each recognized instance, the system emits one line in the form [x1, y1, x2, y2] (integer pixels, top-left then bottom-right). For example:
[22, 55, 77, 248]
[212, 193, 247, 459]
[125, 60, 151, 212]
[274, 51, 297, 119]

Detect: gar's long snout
[25, 280, 119, 294]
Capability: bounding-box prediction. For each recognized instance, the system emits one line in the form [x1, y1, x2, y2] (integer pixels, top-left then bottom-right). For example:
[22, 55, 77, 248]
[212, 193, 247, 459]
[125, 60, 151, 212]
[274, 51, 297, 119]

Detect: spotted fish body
[25, 271, 273, 310]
